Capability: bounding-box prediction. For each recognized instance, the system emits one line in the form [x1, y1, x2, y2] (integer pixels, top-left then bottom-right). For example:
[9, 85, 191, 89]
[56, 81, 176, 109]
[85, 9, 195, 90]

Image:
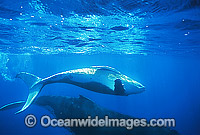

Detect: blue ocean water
[0, 0, 200, 135]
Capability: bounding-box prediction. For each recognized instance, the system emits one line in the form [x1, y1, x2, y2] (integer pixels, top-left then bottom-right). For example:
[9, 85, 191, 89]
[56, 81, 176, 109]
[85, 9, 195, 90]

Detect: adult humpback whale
[15, 66, 145, 114]
[0, 96, 178, 135]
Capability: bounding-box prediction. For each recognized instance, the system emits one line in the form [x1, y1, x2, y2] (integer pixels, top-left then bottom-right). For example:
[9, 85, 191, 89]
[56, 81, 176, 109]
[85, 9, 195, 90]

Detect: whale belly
[65, 69, 116, 94]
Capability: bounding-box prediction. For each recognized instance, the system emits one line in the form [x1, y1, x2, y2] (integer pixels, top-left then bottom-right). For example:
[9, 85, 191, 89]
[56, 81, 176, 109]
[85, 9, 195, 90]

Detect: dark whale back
[35, 96, 179, 135]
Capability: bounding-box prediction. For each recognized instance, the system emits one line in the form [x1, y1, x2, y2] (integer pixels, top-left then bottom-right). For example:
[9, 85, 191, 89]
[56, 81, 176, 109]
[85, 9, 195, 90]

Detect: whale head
[118, 75, 145, 95]
[124, 80, 145, 95]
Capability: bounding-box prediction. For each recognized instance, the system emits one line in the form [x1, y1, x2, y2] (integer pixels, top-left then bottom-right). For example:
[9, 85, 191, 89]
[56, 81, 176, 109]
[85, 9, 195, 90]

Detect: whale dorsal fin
[92, 66, 120, 74]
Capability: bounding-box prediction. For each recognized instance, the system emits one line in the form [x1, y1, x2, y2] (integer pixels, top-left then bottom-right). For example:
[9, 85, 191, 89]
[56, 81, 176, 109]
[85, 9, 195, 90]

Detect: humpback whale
[15, 66, 145, 114]
[0, 96, 178, 135]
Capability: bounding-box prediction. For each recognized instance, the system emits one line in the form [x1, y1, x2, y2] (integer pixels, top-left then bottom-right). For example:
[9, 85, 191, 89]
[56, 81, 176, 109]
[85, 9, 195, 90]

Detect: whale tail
[15, 72, 44, 114]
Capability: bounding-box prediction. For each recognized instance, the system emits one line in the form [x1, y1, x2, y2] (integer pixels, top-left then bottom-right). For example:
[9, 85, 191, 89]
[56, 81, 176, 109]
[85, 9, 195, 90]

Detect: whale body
[0, 95, 178, 135]
[15, 66, 145, 114]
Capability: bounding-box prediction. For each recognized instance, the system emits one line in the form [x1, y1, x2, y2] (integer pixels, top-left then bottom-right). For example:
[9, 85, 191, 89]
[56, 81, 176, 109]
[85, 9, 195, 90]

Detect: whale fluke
[15, 72, 43, 114]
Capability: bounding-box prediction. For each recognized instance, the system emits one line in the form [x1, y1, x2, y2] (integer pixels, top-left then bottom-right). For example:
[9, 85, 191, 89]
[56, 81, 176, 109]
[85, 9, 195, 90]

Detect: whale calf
[15, 66, 145, 114]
